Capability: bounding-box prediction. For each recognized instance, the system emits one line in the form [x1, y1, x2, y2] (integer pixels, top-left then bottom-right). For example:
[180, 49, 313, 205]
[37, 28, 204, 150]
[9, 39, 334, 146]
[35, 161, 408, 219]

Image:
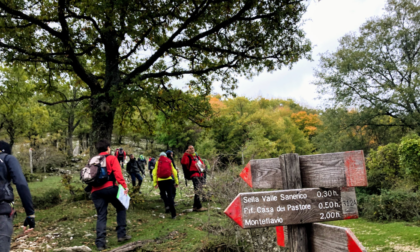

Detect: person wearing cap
[92, 139, 131, 250]
[153, 152, 179, 219]
[0, 141, 35, 252]
[137, 155, 147, 176]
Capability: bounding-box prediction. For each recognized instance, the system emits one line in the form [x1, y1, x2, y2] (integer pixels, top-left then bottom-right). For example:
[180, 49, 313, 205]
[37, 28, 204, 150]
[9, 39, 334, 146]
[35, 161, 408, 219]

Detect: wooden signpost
[239, 151, 367, 189]
[275, 224, 366, 252]
[225, 187, 358, 228]
[226, 151, 367, 252]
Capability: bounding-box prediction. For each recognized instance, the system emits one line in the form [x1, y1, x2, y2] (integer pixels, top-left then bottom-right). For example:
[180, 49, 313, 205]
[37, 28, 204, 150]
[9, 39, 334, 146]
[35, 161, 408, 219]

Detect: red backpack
[157, 156, 173, 178]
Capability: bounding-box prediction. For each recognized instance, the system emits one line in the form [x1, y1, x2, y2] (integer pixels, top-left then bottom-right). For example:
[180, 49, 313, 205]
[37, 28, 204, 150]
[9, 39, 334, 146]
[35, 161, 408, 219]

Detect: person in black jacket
[126, 154, 144, 193]
[0, 141, 35, 252]
[148, 157, 156, 181]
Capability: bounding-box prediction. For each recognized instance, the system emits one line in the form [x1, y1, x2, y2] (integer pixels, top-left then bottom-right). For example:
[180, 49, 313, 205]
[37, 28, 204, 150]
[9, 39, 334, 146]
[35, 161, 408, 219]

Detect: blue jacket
[0, 153, 34, 216]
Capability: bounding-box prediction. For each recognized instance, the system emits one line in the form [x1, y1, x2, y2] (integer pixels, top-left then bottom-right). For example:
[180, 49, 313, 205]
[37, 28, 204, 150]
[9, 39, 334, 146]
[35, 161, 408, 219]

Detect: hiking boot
[172, 215, 177, 219]
[118, 235, 132, 242]
[97, 246, 107, 251]
[195, 207, 208, 212]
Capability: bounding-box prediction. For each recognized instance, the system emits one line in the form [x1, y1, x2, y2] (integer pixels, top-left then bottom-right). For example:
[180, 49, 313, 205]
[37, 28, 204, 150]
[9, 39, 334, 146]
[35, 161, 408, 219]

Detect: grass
[10, 172, 420, 252]
[331, 218, 420, 252]
[11, 174, 229, 251]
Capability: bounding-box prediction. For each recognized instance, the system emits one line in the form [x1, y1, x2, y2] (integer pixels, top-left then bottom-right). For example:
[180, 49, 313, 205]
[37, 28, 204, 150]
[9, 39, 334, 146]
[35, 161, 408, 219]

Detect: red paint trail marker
[224, 195, 243, 228]
[239, 162, 252, 188]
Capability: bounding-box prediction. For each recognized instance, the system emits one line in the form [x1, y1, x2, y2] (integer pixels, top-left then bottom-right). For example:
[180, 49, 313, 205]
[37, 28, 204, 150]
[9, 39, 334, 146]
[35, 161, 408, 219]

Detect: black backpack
[180, 155, 202, 185]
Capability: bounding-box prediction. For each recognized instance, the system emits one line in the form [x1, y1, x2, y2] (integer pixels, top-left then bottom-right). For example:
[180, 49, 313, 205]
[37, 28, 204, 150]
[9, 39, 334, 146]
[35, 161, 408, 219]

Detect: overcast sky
[210, 0, 388, 108]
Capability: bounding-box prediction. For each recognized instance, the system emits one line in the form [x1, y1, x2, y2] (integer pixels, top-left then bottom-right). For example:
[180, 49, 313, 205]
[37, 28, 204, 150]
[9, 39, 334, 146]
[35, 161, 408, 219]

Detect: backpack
[180, 154, 203, 182]
[148, 158, 156, 170]
[118, 149, 124, 158]
[80, 155, 113, 186]
[157, 156, 172, 178]
[0, 153, 14, 204]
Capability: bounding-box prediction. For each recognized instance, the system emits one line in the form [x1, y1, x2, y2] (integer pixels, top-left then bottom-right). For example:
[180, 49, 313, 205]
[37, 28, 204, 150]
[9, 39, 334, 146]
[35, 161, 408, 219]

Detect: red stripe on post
[239, 162, 253, 188]
[276, 226, 285, 247]
[224, 195, 243, 228]
[346, 229, 364, 252]
[344, 151, 368, 187]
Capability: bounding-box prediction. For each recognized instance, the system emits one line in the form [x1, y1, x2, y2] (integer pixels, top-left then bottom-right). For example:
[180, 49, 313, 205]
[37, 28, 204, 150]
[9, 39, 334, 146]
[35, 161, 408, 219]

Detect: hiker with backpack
[115, 148, 126, 168]
[138, 155, 147, 175]
[148, 156, 156, 181]
[82, 139, 131, 251]
[153, 152, 179, 219]
[165, 150, 178, 202]
[181, 145, 207, 212]
[126, 154, 144, 193]
[0, 141, 35, 252]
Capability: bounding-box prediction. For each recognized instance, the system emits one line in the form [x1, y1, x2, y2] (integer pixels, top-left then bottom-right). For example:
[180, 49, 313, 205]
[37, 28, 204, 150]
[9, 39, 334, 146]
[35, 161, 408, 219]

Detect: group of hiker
[0, 139, 210, 252]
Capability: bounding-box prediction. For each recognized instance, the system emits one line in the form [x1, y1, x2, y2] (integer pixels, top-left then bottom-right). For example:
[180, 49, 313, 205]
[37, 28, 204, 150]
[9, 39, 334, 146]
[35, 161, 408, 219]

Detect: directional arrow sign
[276, 223, 366, 252]
[240, 151, 367, 189]
[224, 187, 358, 229]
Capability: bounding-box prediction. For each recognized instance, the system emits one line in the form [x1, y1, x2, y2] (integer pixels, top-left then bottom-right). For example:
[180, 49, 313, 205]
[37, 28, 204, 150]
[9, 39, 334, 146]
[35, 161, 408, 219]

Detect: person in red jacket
[114, 147, 126, 168]
[92, 140, 130, 251]
[181, 145, 207, 212]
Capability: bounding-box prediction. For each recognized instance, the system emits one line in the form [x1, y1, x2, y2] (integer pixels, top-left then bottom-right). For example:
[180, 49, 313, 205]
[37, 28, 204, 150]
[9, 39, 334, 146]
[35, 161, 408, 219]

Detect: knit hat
[0, 141, 11, 154]
[159, 152, 167, 157]
[166, 150, 173, 156]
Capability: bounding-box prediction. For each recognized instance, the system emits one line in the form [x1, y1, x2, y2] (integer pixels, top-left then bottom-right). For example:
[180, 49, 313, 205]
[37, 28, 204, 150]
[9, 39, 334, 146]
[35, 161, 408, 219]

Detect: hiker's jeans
[158, 180, 176, 218]
[129, 172, 143, 187]
[192, 176, 205, 209]
[92, 186, 127, 248]
[0, 215, 13, 252]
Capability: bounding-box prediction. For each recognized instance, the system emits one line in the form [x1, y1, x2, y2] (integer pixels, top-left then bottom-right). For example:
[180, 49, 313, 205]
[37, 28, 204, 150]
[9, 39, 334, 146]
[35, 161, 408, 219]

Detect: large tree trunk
[89, 93, 116, 156]
[89, 30, 120, 156]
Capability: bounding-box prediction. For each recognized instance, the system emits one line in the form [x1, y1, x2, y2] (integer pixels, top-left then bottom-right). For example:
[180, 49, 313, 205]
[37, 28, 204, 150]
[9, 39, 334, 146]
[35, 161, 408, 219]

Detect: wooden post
[29, 148, 33, 174]
[280, 153, 309, 252]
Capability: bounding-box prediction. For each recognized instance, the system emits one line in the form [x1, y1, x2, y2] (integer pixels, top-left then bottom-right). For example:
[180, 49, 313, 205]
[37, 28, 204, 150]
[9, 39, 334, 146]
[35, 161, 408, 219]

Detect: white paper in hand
[117, 185, 130, 210]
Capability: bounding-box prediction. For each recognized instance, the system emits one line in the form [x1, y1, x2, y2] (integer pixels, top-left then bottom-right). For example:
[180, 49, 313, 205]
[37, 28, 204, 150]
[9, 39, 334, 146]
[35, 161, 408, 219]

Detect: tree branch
[38, 96, 91, 106]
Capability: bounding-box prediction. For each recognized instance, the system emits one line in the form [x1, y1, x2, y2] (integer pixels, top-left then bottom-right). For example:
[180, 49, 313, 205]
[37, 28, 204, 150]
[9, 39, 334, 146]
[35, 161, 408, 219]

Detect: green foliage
[32, 188, 62, 209]
[61, 174, 87, 201]
[24, 173, 44, 183]
[195, 136, 218, 161]
[399, 137, 420, 184]
[0, 66, 51, 148]
[204, 97, 313, 164]
[313, 107, 409, 154]
[366, 143, 403, 191]
[0, 0, 312, 149]
[315, 0, 420, 131]
[359, 190, 420, 222]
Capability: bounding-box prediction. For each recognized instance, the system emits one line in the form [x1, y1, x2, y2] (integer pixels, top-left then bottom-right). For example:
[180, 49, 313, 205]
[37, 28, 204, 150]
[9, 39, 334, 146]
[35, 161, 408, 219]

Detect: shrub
[61, 174, 88, 201]
[399, 137, 420, 185]
[24, 173, 44, 183]
[32, 189, 62, 209]
[360, 189, 420, 222]
[366, 143, 403, 192]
